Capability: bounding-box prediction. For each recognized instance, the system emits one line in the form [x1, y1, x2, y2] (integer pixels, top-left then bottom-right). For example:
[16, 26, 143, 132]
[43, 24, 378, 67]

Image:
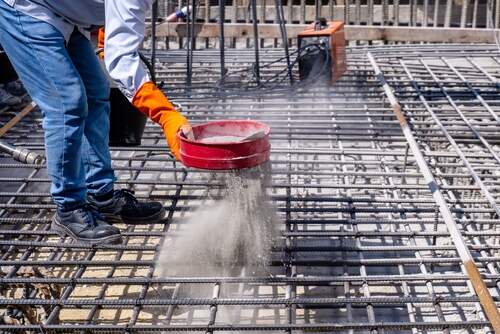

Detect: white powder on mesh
[156, 164, 277, 279]
[199, 135, 244, 144]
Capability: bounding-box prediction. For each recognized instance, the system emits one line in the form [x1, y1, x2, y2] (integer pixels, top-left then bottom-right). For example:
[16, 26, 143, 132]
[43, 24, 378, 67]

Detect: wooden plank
[346, 25, 498, 43]
[163, 4, 489, 25]
[154, 22, 499, 43]
[155, 22, 302, 38]
[0, 102, 36, 138]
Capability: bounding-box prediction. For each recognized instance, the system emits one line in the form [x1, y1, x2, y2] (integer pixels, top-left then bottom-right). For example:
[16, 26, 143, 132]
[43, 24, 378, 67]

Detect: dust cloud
[156, 163, 278, 279]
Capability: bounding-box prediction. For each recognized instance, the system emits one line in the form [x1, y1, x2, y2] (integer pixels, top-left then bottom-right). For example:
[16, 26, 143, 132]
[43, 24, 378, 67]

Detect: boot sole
[51, 217, 123, 245]
[103, 207, 166, 225]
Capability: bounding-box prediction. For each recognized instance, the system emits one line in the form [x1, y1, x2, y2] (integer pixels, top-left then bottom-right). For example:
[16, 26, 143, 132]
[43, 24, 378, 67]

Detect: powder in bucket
[199, 135, 244, 144]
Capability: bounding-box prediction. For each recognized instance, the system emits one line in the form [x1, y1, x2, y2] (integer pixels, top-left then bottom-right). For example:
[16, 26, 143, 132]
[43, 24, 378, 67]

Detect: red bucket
[178, 120, 271, 170]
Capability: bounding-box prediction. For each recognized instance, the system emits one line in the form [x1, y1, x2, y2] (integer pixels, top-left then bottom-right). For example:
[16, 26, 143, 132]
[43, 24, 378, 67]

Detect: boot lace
[78, 203, 105, 229]
[114, 189, 139, 208]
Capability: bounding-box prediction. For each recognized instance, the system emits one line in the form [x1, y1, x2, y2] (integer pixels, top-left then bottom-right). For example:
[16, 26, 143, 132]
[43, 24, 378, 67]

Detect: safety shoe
[4, 80, 27, 96]
[88, 189, 165, 224]
[0, 86, 21, 108]
[51, 204, 122, 245]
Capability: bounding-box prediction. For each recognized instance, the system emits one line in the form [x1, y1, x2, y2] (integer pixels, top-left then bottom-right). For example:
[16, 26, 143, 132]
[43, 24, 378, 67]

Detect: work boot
[51, 204, 122, 245]
[88, 189, 165, 224]
[4, 80, 27, 96]
[0, 86, 21, 108]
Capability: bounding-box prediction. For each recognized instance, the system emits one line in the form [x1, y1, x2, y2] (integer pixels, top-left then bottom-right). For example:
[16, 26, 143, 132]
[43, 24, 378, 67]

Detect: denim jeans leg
[66, 30, 116, 196]
[0, 2, 87, 210]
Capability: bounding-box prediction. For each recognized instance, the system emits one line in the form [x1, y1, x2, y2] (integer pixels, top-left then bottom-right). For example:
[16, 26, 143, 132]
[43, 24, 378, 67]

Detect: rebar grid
[0, 44, 500, 333]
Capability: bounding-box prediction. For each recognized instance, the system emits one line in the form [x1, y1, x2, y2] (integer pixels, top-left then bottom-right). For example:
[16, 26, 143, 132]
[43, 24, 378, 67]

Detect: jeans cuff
[87, 184, 114, 197]
[58, 201, 86, 213]
[88, 187, 114, 201]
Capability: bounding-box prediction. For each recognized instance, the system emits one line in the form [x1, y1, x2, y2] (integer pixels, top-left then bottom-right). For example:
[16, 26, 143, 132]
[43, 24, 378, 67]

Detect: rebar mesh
[0, 44, 499, 333]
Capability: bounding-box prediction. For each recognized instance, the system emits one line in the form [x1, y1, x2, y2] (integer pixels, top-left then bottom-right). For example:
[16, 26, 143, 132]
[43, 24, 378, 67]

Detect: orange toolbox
[297, 21, 347, 83]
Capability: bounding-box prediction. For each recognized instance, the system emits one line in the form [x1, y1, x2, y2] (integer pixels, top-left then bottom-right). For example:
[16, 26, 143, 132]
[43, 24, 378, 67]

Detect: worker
[0, 0, 193, 245]
[165, 6, 191, 23]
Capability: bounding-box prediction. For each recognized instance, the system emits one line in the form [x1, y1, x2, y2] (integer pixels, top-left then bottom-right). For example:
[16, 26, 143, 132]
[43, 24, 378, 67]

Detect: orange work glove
[97, 28, 105, 59]
[132, 82, 190, 160]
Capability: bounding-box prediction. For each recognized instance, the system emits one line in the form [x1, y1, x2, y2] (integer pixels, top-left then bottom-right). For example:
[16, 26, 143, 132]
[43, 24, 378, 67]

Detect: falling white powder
[199, 135, 244, 144]
[156, 163, 278, 278]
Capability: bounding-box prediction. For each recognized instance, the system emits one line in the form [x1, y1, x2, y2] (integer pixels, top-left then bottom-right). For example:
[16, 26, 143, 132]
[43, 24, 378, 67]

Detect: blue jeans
[0, 1, 116, 210]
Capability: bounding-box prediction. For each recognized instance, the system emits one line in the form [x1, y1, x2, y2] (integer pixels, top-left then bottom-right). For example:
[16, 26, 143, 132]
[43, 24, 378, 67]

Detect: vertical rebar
[345, 0, 351, 24]
[300, 0, 306, 23]
[186, 0, 193, 91]
[205, 0, 211, 48]
[355, 0, 360, 24]
[472, 0, 478, 27]
[423, 0, 429, 26]
[394, 0, 400, 25]
[382, 0, 389, 25]
[251, 0, 261, 86]
[316, 0, 321, 22]
[231, 0, 237, 48]
[460, 0, 469, 27]
[433, 0, 440, 26]
[444, 0, 452, 27]
[219, 0, 226, 85]
[489, 0, 495, 28]
[275, 0, 294, 84]
[261, 0, 266, 48]
[151, 0, 159, 83]
[367, 0, 374, 25]
[496, 0, 500, 28]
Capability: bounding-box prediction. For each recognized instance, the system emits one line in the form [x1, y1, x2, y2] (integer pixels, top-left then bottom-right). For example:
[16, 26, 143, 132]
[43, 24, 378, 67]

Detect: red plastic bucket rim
[177, 119, 271, 145]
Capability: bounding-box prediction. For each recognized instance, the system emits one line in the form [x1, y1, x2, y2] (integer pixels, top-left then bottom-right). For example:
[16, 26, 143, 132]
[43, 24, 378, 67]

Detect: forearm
[102, 0, 191, 161]
[103, 0, 152, 100]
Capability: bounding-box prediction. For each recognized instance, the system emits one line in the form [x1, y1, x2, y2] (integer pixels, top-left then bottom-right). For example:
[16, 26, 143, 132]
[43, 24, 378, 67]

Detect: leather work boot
[0, 86, 21, 108]
[4, 80, 27, 96]
[88, 189, 165, 224]
[51, 204, 122, 245]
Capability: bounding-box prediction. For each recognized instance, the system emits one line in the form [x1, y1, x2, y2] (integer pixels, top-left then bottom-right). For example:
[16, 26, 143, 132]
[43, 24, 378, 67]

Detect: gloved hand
[166, 6, 191, 22]
[97, 28, 105, 59]
[132, 82, 192, 160]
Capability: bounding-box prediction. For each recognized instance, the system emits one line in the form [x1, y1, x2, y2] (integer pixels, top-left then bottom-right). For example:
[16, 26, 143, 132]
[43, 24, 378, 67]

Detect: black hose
[138, 52, 156, 85]
[184, 43, 330, 99]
